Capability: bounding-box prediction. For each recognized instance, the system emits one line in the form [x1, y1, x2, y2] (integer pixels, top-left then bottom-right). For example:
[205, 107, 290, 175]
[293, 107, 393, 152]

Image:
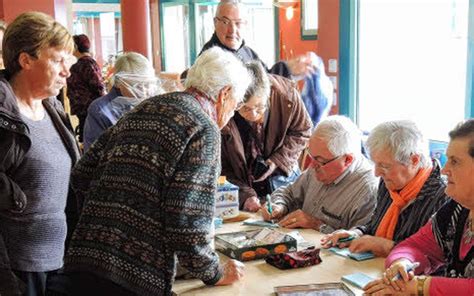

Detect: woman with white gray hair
[83, 51, 161, 151]
[221, 61, 312, 212]
[49, 46, 252, 295]
[322, 120, 449, 257]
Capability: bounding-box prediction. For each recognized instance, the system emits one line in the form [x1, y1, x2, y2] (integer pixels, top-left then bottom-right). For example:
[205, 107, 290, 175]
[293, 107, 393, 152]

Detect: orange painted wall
[1, 0, 67, 26]
[277, 5, 317, 60]
[278, 0, 340, 113]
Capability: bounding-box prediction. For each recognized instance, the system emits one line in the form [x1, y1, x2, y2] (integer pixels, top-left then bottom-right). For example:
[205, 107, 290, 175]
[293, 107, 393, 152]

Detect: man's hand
[215, 260, 245, 286]
[278, 209, 322, 230]
[253, 159, 277, 183]
[348, 235, 395, 257]
[243, 196, 261, 212]
[320, 229, 359, 249]
[261, 203, 285, 221]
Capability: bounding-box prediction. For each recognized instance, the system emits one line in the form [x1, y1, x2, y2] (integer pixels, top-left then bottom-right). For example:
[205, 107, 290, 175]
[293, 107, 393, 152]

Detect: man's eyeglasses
[215, 16, 247, 28]
[306, 148, 341, 166]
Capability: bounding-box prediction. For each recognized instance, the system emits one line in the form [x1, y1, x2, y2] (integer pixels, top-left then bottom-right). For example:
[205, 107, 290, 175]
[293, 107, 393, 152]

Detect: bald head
[214, 0, 248, 50]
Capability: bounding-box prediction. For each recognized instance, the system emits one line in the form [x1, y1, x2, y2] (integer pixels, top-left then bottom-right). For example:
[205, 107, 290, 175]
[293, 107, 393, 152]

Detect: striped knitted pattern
[66, 92, 222, 295]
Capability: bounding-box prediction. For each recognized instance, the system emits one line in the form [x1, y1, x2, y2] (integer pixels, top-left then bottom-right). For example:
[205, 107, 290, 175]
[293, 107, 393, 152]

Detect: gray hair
[366, 120, 431, 168]
[216, 0, 247, 17]
[244, 61, 270, 102]
[313, 115, 362, 157]
[185, 46, 251, 103]
[114, 52, 155, 80]
[112, 52, 162, 98]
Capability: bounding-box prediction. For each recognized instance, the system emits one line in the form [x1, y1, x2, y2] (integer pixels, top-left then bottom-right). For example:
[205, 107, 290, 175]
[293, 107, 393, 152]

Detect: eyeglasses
[215, 16, 247, 28]
[306, 148, 342, 166]
[239, 103, 267, 113]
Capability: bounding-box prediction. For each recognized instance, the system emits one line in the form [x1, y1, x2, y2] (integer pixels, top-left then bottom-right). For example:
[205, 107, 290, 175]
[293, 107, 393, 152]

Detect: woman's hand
[320, 229, 358, 248]
[382, 259, 415, 286]
[215, 260, 245, 286]
[243, 196, 261, 212]
[349, 235, 395, 257]
[363, 274, 416, 295]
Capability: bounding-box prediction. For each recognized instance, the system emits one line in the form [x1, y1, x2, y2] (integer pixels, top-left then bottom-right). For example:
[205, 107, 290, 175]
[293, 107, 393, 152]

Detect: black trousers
[13, 270, 58, 296]
[46, 272, 136, 296]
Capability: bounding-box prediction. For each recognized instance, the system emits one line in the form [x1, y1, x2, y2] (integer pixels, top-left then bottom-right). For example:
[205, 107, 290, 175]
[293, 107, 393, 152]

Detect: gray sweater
[3, 112, 72, 271]
[272, 156, 379, 234]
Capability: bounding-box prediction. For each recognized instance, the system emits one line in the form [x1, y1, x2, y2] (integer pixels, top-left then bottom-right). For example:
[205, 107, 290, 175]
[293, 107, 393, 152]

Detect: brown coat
[221, 75, 312, 207]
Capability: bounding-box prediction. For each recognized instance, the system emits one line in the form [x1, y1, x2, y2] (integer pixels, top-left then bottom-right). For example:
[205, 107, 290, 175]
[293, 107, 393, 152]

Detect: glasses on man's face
[215, 16, 247, 28]
[306, 148, 341, 167]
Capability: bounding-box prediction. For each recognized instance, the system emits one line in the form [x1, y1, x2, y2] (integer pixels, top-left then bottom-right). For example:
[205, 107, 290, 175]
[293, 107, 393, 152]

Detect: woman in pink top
[364, 119, 474, 296]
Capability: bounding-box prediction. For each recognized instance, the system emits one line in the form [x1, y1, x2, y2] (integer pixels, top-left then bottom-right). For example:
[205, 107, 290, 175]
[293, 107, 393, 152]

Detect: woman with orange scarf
[321, 120, 449, 257]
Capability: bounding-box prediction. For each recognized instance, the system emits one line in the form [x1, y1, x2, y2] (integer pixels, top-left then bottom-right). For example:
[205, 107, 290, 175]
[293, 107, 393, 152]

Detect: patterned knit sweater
[65, 92, 222, 295]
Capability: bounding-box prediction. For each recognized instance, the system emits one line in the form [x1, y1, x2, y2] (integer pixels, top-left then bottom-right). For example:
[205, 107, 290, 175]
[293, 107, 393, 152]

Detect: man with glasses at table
[261, 115, 379, 234]
[190, 0, 315, 79]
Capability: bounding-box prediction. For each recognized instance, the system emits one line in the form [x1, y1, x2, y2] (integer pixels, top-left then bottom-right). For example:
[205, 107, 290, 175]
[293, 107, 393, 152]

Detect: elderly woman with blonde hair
[322, 120, 449, 257]
[83, 51, 160, 151]
[0, 12, 80, 295]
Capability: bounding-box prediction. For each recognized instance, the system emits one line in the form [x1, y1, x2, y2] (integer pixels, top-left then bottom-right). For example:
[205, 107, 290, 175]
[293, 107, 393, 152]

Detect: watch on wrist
[417, 275, 427, 296]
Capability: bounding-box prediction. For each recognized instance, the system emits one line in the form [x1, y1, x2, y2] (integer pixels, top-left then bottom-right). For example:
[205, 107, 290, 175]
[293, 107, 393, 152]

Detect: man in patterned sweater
[51, 47, 252, 295]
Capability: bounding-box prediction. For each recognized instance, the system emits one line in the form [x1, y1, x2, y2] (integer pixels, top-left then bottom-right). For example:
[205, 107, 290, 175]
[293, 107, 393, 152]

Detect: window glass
[358, 0, 469, 141]
[162, 1, 276, 72]
[195, 4, 218, 55]
[162, 4, 190, 72]
[245, 4, 276, 67]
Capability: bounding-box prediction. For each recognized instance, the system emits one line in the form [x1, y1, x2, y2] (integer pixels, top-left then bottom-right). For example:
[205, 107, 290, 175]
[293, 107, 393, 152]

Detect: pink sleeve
[385, 221, 445, 274]
[429, 277, 474, 296]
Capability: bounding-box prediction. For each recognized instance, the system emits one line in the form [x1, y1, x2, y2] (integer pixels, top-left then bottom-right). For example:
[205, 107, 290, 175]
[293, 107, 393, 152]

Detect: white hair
[313, 115, 362, 157]
[112, 52, 162, 98]
[185, 46, 251, 103]
[216, 0, 248, 17]
[366, 120, 431, 168]
[111, 52, 156, 86]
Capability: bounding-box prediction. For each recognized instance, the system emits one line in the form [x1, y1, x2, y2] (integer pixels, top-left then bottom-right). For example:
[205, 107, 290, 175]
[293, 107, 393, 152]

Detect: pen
[266, 194, 272, 215]
[338, 235, 355, 243]
[326, 235, 355, 247]
[390, 262, 420, 281]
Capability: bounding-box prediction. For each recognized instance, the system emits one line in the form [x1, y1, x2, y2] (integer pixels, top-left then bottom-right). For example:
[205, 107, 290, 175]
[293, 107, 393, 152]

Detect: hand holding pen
[390, 261, 420, 281]
[379, 260, 419, 293]
[260, 195, 284, 222]
[383, 258, 420, 285]
[320, 230, 358, 248]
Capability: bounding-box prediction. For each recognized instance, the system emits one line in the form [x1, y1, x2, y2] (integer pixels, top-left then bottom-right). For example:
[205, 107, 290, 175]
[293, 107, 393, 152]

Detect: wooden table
[173, 217, 385, 295]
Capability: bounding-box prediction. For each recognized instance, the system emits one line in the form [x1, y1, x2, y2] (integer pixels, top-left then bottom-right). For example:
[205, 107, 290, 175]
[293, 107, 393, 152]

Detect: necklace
[463, 218, 474, 244]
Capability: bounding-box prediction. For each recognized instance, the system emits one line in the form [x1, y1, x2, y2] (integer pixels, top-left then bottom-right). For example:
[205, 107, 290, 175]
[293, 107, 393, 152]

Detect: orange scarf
[375, 166, 433, 240]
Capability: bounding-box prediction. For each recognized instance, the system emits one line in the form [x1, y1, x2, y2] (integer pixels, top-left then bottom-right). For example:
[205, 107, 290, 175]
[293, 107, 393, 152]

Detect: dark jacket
[221, 75, 312, 207]
[0, 73, 80, 293]
[356, 160, 449, 243]
[181, 33, 291, 79]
